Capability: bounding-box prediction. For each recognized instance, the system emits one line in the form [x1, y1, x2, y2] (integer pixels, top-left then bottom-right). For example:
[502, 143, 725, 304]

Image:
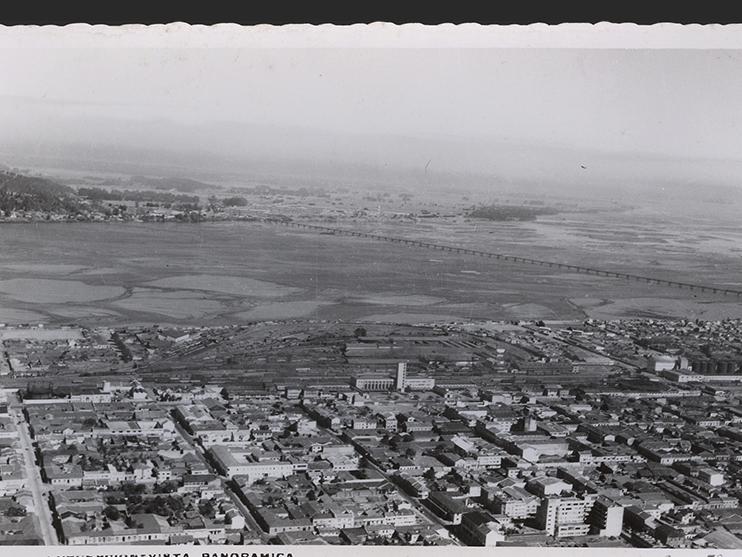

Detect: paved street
[10, 404, 58, 545]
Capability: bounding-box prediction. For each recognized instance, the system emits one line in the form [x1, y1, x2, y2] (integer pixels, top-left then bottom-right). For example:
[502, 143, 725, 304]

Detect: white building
[537, 496, 596, 537]
[209, 445, 295, 481]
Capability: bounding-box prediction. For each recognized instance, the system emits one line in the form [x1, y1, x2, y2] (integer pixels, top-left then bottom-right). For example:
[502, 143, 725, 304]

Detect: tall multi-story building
[537, 496, 596, 538]
[395, 362, 407, 391]
[589, 496, 624, 537]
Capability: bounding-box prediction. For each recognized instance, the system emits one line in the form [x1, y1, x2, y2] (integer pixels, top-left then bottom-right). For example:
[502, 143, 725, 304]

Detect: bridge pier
[269, 221, 740, 297]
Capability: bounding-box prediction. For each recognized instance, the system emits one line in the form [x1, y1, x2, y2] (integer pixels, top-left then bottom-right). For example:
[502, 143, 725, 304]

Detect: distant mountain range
[129, 175, 221, 193]
[3, 115, 742, 209]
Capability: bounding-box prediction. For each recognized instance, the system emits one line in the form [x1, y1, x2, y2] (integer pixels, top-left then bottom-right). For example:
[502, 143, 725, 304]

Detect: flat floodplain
[1, 212, 740, 327]
[0, 278, 125, 303]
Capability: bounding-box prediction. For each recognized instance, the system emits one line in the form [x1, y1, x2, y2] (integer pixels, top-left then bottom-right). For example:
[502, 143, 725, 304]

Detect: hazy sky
[2, 47, 742, 185]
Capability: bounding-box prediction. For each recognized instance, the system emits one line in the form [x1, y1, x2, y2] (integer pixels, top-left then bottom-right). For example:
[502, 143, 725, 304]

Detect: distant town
[0, 167, 575, 227]
[1, 317, 742, 547]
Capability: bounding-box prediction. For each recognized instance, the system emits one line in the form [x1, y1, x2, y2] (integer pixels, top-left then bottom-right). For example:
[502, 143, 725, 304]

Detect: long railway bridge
[271, 220, 742, 297]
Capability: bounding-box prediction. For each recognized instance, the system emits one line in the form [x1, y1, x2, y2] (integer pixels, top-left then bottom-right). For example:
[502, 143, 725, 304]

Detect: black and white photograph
[1, 22, 742, 552]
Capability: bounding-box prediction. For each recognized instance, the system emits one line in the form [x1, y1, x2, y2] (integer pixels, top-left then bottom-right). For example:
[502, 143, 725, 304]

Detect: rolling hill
[0, 170, 80, 214]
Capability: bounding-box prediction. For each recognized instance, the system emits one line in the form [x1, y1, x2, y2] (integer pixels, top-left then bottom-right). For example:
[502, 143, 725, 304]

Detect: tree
[5, 506, 26, 517]
[222, 196, 248, 207]
[154, 480, 179, 494]
[103, 506, 121, 521]
[198, 499, 216, 518]
[354, 327, 367, 338]
[122, 482, 146, 496]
